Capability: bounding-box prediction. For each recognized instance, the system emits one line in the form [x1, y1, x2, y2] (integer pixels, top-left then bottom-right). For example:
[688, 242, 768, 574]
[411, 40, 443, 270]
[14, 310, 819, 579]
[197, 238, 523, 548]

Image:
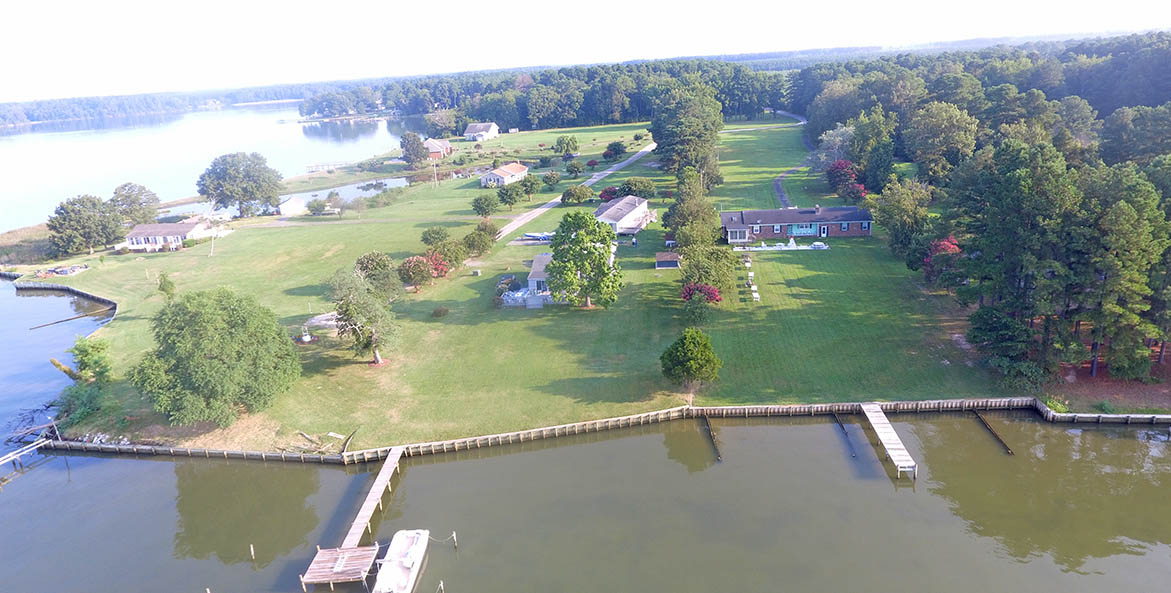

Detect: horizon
[3, 0, 1169, 104]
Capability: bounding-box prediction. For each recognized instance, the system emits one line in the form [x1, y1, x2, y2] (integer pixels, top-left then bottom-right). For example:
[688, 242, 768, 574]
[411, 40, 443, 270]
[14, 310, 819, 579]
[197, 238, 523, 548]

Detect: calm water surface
[0, 106, 419, 232]
[2, 412, 1168, 592]
[0, 280, 111, 439]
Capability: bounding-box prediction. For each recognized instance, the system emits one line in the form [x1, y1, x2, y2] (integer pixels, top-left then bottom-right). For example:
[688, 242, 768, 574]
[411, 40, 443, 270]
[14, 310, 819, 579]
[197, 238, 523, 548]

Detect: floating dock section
[860, 403, 917, 479]
[301, 446, 404, 591]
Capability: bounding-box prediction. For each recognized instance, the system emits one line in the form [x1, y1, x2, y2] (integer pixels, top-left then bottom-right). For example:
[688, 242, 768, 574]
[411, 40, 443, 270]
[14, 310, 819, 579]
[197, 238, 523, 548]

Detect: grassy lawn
[32, 123, 1002, 450]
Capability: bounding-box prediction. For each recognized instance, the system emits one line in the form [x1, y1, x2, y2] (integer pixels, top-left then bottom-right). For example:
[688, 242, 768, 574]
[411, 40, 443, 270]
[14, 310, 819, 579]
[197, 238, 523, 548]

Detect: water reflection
[662, 419, 718, 473]
[919, 412, 1171, 571]
[301, 120, 381, 143]
[172, 460, 320, 568]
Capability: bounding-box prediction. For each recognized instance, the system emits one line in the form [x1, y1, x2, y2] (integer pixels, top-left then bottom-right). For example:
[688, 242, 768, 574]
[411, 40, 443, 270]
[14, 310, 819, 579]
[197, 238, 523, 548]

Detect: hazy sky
[3, 0, 1168, 103]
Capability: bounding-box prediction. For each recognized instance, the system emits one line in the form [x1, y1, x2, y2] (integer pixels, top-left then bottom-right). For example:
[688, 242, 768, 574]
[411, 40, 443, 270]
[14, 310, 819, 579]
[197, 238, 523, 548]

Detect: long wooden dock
[301, 446, 404, 591]
[860, 403, 917, 479]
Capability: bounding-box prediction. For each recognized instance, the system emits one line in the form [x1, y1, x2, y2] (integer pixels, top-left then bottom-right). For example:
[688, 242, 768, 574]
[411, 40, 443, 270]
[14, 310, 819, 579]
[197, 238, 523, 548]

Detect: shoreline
[38, 397, 1171, 465]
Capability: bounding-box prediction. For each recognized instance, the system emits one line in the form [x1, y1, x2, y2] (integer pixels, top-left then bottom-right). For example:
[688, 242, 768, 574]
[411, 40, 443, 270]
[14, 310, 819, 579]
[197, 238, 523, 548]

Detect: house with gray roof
[593, 195, 652, 235]
[463, 122, 500, 142]
[720, 205, 873, 243]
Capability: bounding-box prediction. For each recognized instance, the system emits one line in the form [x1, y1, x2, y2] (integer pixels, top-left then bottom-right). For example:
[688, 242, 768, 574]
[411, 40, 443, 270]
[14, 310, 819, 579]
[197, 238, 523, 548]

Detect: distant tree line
[298, 61, 789, 132]
[0, 78, 402, 126]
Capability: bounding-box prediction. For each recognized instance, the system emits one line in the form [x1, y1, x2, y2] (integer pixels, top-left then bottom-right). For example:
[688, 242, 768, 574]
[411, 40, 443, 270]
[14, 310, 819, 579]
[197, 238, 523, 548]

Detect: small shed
[655, 252, 682, 270]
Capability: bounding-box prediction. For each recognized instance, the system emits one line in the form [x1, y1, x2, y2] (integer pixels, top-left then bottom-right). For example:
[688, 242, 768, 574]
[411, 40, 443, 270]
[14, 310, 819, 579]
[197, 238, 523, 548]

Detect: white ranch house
[593, 195, 652, 235]
[480, 162, 528, 187]
[464, 122, 500, 142]
[122, 221, 222, 252]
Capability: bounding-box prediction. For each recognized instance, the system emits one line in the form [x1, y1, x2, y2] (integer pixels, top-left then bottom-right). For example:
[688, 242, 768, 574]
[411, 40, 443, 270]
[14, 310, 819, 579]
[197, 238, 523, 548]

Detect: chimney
[815, 204, 821, 214]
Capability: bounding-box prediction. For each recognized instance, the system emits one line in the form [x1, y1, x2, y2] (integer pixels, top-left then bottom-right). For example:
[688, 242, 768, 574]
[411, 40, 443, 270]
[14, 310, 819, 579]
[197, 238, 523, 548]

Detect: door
[819, 225, 829, 238]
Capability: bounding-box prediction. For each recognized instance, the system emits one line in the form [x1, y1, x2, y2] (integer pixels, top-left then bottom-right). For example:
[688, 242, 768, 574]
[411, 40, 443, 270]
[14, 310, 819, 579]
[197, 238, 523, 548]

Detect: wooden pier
[1, 438, 50, 469]
[860, 403, 917, 479]
[300, 446, 404, 591]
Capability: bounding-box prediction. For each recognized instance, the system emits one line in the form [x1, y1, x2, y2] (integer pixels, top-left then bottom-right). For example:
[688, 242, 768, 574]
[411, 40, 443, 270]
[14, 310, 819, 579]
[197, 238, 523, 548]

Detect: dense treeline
[299, 61, 788, 134]
[0, 79, 399, 126]
[791, 32, 1171, 388]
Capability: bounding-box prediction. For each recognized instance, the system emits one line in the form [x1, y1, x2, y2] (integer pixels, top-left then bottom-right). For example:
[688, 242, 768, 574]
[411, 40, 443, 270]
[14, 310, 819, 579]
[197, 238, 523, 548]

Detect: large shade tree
[546, 211, 623, 308]
[110, 182, 160, 225]
[129, 288, 301, 426]
[46, 195, 124, 255]
[197, 152, 284, 217]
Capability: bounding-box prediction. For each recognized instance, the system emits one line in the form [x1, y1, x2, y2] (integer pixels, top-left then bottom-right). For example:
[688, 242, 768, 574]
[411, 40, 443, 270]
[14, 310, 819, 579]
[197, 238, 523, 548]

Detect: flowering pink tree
[681, 282, 722, 303]
[398, 256, 432, 288]
[587, 159, 599, 170]
[426, 252, 451, 278]
[839, 182, 867, 203]
[826, 160, 857, 192]
[923, 235, 961, 282]
[599, 186, 620, 202]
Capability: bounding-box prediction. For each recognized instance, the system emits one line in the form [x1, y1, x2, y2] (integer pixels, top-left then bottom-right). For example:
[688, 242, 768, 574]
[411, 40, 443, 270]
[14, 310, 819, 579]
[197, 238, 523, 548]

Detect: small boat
[373, 529, 430, 593]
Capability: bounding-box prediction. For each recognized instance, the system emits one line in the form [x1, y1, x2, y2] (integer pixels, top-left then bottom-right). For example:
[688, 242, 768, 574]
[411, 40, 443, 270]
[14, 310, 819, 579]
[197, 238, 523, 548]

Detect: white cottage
[463, 122, 500, 142]
[593, 195, 652, 235]
[480, 162, 528, 187]
[124, 221, 217, 252]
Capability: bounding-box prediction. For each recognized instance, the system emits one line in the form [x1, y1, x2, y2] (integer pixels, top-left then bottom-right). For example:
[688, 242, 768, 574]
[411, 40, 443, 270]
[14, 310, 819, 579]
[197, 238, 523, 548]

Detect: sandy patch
[321, 244, 345, 259]
[178, 414, 284, 450]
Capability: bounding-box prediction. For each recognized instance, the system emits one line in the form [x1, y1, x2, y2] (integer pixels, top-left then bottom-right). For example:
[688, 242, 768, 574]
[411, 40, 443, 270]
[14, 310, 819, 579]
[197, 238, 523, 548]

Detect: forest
[791, 31, 1171, 388]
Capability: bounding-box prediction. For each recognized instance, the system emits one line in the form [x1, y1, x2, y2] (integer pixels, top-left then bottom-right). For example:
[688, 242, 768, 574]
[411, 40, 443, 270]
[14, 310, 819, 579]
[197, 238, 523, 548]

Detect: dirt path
[765, 111, 809, 207]
[494, 142, 657, 239]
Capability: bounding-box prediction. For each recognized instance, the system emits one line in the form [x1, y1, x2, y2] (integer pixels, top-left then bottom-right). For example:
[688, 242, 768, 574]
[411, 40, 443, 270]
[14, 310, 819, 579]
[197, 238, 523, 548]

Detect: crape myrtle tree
[197, 152, 283, 217]
[546, 211, 623, 308]
[129, 288, 301, 426]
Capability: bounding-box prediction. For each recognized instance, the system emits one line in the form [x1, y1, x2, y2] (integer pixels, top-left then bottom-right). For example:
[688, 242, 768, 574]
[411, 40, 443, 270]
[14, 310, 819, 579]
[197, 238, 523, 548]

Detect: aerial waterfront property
[3, 7, 1171, 592]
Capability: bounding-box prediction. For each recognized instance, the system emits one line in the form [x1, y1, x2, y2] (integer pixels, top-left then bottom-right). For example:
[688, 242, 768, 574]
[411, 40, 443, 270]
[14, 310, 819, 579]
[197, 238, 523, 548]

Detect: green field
[37, 125, 1001, 450]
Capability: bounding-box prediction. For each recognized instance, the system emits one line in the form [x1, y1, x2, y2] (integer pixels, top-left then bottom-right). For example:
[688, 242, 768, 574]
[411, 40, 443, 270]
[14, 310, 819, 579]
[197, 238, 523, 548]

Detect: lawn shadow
[284, 284, 329, 298]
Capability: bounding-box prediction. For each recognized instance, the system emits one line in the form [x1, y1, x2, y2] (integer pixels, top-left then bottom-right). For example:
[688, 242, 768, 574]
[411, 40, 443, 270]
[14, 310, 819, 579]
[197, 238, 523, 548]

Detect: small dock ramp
[860, 403, 917, 479]
[301, 447, 404, 590]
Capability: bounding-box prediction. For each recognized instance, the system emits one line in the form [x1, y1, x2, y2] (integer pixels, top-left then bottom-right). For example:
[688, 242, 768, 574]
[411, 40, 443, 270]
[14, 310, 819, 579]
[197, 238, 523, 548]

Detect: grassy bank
[41, 124, 1001, 450]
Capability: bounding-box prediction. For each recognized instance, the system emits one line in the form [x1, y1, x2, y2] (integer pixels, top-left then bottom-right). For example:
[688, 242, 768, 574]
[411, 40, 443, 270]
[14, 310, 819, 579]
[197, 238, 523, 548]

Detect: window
[789, 223, 817, 237]
[840, 223, 849, 231]
[728, 229, 748, 242]
[861, 221, 871, 231]
[773, 225, 782, 234]
[751, 225, 760, 234]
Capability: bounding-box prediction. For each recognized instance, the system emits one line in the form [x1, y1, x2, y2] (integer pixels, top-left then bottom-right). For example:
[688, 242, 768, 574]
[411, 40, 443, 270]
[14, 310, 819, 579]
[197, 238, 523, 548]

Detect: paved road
[494, 142, 657, 239]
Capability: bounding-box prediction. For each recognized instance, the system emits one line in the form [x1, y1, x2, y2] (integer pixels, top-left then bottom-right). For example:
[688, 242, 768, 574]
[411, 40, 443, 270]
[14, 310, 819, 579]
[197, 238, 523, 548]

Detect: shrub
[634, 133, 645, 141]
[431, 306, 450, 318]
[1094, 401, 1118, 414]
[538, 156, 553, 168]
[681, 282, 722, 303]
[115, 247, 130, 255]
[474, 143, 483, 150]
[463, 230, 495, 256]
[55, 383, 105, 427]
[1043, 397, 1071, 413]
[682, 296, 711, 325]
[182, 237, 211, 249]
[476, 220, 500, 237]
[421, 226, 450, 247]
